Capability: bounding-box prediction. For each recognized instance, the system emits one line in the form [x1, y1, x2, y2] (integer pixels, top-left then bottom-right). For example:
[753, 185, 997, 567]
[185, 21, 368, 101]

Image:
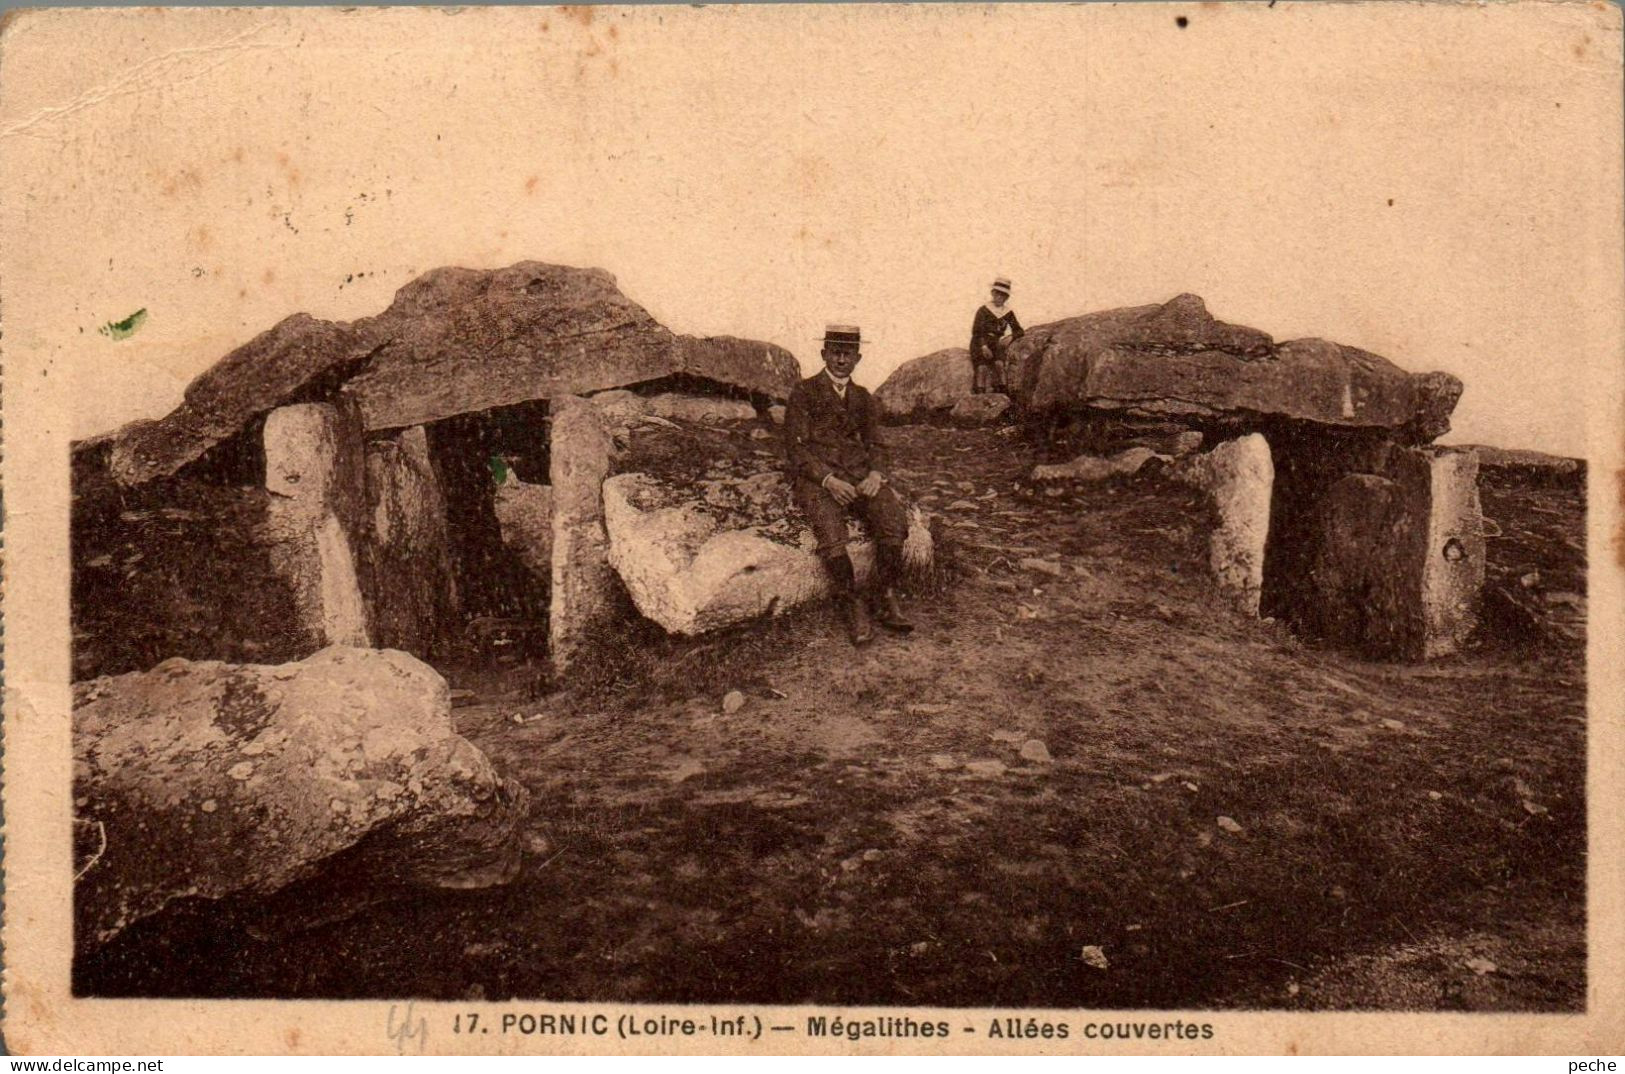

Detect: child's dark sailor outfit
[969, 302, 1024, 394]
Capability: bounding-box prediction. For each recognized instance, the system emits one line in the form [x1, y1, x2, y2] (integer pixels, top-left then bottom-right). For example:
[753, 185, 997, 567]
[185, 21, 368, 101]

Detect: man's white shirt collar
[826, 371, 851, 396]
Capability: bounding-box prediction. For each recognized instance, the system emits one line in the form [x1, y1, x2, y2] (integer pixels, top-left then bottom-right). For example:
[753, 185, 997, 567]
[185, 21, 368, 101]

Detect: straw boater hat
[991, 277, 1012, 295]
[820, 324, 864, 348]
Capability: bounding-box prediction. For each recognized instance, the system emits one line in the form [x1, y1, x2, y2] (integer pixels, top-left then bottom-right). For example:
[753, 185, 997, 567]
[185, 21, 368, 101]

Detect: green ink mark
[488, 455, 509, 485]
[99, 308, 148, 340]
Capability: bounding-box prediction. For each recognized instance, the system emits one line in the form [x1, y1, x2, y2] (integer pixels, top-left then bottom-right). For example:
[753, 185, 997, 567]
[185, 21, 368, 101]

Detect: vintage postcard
[2, 0, 1622, 1056]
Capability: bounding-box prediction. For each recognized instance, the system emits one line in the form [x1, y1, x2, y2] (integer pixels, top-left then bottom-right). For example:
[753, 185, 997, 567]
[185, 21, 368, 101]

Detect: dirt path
[79, 427, 1587, 1010]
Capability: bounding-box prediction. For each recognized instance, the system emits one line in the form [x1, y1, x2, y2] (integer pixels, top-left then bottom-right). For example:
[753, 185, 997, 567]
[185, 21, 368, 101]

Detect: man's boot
[823, 553, 875, 646]
[871, 543, 915, 634]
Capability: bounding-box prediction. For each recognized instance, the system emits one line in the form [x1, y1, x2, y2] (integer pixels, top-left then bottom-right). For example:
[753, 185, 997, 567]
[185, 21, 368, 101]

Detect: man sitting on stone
[783, 325, 915, 646]
[969, 276, 1024, 394]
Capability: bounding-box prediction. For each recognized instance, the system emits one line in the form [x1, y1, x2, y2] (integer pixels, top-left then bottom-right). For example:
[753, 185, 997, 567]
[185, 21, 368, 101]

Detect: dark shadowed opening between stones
[70, 424, 306, 681]
[1028, 407, 1441, 654]
[1253, 421, 1397, 624]
[616, 370, 778, 411]
[422, 400, 552, 629]
[176, 416, 271, 488]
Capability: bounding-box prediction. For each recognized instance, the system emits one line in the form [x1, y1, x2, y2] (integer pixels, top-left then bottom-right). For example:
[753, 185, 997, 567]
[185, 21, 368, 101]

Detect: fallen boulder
[1032, 446, 1162, 484]
[603, 472, 851, 635]
[589, 387, 763, 428]
[601, 417, 934, 635]
[875, 348, 973, 421]
[1008, 294, 1461, 443]
[1162, 430, 1206, 456]
[586, 388, 650, 424]
[73, 646, 528, 951]
[645, 393, 759, 423]
[1034, 415, 1207, 473]
[950, 393, 1013, 426]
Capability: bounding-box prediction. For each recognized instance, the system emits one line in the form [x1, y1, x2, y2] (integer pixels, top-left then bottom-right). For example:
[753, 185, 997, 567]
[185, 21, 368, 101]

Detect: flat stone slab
[342, 265, 800, 430]
[1007, 294, 1461, 442]
[79, 262, 801, 486]
[949, 393, 1012, 426]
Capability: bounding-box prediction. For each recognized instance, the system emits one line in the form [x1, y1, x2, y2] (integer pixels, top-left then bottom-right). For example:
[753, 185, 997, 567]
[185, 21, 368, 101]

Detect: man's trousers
[793, 478, 911, 560]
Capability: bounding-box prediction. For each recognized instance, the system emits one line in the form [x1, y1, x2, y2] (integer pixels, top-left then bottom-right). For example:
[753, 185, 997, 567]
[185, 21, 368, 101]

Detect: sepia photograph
[2, 0, 1622, 1056]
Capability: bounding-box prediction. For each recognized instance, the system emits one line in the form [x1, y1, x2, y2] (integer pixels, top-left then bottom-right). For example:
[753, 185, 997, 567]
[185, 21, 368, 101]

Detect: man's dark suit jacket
[783, 371, 890, 487]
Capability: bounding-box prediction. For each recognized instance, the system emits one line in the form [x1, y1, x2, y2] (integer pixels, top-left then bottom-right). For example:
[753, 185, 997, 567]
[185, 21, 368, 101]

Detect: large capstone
[72, 646, 528, 951]
[100, 315, 380, 487]
[83, 262, 800, 490]
[340, 265, 800, 431]
[1005, 294, 1461, 443]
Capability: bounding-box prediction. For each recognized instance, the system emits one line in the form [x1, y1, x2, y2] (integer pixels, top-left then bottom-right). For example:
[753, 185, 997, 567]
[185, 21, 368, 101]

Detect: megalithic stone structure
[548, 395, 620, 671]
[363, 424, 460, 659]
[263, 401, 373, 650]
[1177, 434, 1275, 616]
[1307, 445, 1484, 660]
[1413, 449, 1487, 657]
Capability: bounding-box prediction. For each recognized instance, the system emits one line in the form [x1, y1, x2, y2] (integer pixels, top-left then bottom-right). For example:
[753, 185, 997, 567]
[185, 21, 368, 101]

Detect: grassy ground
[78, 427, 1587, 1009]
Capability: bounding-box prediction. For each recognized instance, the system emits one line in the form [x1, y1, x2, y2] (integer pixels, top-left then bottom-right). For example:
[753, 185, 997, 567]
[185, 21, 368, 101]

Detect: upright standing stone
[1178, 434, 1274, 615]
[264, 402, 373, 650]
[364, 425, 459, 659]
[549, 396, 619, 669]
[1414, 448, 1485, 657]
[494, 477, 555, 591]
[1307, 446, 1483, 659]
